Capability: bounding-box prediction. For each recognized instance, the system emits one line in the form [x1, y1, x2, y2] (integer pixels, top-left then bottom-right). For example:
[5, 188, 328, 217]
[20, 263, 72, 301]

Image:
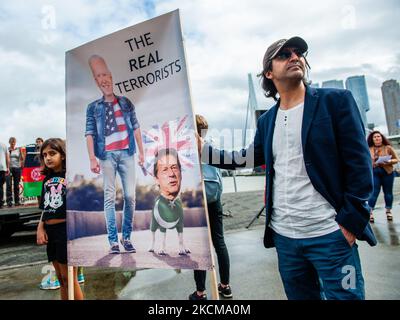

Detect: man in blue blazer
[201, 36, 376, 300]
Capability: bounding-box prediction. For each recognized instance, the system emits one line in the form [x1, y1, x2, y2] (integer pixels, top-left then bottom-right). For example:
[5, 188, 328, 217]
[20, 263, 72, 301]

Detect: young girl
[36, 138, 84, 300]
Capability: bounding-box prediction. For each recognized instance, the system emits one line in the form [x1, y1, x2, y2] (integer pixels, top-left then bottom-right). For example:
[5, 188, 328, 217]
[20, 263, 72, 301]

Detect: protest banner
[66, 10, 213, 279]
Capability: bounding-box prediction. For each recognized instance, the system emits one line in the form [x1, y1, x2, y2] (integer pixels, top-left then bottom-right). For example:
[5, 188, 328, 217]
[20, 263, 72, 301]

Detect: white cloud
[153, 0, 400, 139]
[0, 0, 399, 147]
[0, 97, 65, 145]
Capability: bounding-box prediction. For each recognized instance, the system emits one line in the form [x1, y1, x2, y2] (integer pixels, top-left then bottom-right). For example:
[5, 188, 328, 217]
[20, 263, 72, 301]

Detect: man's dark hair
[257, 52, 310, 101]
[153, 148, 181, 177]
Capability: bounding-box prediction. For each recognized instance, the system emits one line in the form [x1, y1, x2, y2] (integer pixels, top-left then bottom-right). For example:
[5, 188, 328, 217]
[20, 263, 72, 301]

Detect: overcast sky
[0, 0, 399, 147]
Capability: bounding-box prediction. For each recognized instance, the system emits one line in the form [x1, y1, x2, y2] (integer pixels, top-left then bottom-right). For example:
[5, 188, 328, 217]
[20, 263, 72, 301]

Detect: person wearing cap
[199, 36, 376, 300]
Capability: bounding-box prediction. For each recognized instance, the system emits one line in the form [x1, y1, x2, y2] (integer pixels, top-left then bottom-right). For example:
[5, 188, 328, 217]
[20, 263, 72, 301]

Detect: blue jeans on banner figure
[368, 167, 395, 210]
[100, 150, 136, 247]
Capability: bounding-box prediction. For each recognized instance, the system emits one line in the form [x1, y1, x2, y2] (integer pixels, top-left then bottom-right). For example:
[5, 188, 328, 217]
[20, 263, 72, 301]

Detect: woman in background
[367, 131, 399, 222]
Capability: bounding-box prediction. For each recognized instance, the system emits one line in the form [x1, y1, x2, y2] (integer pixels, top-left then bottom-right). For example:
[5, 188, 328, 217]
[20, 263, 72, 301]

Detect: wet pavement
[0, 190, 268, 269]
[0, 190, 399, 300]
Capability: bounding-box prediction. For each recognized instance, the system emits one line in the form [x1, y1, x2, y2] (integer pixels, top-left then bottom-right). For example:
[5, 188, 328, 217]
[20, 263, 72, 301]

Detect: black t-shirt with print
[39, 171, 67, 221]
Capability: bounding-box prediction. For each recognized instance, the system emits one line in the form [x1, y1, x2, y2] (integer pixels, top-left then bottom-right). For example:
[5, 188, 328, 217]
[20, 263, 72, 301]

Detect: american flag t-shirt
[104, 98, 129, 151]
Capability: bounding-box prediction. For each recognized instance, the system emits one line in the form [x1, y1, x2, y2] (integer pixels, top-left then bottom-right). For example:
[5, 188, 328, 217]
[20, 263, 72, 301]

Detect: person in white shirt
[199, 36, 375, 300]
[6, 137, 24, 207]
[0, 142, 10, 209]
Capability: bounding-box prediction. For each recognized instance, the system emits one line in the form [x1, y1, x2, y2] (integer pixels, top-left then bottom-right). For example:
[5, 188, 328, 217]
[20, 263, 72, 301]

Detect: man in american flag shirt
[85, 55, 144, 254]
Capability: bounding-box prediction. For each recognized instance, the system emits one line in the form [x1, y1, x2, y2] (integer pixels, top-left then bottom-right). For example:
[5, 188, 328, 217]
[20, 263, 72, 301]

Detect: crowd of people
[0, 35, 398, 301]
[0, 137, 44, 209]
[0, 137, 26, 208]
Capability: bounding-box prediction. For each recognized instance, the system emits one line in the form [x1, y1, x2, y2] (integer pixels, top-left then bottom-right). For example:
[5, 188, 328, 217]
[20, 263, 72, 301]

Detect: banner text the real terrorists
[116, 32, 182, 94]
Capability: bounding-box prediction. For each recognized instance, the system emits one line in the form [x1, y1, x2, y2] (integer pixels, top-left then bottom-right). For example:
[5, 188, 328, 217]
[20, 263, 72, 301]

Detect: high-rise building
[321, 80, 344, 89]
[345, 75, 370, 128]
[381, 79, 400, 136]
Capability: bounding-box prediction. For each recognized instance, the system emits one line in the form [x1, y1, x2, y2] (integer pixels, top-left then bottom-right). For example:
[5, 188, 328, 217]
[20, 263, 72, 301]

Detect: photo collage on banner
[65, 10, 212, 271]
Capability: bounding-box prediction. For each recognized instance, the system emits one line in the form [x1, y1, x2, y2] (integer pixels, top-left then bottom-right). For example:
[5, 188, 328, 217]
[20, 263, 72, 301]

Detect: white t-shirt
[0, 143, 7, 171]
[9, 147, 22, 168]
[270, 102, 339, 239]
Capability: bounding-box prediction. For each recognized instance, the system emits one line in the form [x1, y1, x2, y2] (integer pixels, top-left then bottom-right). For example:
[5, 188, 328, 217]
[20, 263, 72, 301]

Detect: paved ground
[0, 190, 267, 268]
[0, 188, 399, 300]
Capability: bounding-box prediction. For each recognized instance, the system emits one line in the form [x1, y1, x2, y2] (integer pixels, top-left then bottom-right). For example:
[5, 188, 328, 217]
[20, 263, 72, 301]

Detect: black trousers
[6, 167, 21, 205]
[194, 200, 230, 292]
[0, 171, 6, 206]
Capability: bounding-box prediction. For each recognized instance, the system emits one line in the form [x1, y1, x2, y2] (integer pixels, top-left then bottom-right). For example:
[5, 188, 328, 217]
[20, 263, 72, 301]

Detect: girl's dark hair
[367, 130, 391, 147]
[40, 138, 66, 175]
[256, 57, 311, 101]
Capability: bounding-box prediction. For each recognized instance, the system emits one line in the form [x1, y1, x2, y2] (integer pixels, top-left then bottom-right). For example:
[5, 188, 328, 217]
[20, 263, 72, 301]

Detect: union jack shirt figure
[142, 115, 197, 176]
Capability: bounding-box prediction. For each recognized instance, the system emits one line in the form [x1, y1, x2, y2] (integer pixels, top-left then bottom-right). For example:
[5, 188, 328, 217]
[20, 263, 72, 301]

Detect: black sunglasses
[275, 48, 307, 60]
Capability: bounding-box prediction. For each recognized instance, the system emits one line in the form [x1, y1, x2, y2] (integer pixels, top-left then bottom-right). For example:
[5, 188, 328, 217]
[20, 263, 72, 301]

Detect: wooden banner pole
[68, 265, 74, 300]
[177, 10, 219, 300]
[209, 265, 219, 300]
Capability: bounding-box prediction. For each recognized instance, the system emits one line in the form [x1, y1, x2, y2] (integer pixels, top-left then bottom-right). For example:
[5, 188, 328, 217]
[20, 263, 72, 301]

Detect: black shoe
[120, 239, 136, 253]
[109, 244, 120, 254]
[7, 203, 12, 208]
[218, 283, 233, 298]
[189, 291, 207, 300]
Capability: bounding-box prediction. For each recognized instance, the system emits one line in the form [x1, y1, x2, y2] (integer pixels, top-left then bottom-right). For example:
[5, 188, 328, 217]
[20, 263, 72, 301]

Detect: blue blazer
[206, 85, 377, 248]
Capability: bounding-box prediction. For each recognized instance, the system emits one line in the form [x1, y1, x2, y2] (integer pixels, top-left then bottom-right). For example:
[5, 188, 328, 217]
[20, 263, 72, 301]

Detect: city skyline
[322, 80, 344, 89]
[313, 75, 377, 131]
